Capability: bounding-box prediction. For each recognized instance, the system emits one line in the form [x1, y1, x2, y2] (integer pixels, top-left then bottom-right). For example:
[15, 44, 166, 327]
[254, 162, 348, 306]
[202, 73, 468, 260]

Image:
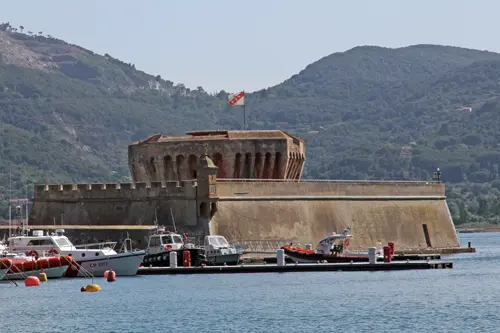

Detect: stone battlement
[34, 180, 198, 201]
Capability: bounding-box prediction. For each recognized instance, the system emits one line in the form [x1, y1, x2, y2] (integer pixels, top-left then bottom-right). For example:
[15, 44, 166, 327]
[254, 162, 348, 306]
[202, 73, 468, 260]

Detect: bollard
[388, 242, 395, 255]
[183, 250, 191, 267]
[276, 249, 285, 266]
[305, 244, 312, 250]
[368, 247, 377, 265]
[169, 251, 177, 268]
[383, 246, 392, 263]
[468, 242, 471, 248]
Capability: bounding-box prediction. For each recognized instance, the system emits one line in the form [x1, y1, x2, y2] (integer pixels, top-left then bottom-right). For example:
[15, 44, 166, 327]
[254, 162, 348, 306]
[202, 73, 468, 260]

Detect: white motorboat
[203, 235, 242, 265]
[8, 229, 145, 277]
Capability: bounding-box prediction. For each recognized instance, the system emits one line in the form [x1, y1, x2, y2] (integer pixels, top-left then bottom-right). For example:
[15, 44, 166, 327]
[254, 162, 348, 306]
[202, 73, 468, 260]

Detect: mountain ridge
[1, 22, 500, 225]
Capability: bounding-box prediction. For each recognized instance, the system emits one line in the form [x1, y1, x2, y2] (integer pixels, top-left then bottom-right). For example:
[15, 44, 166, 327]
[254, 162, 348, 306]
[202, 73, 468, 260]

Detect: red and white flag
[228, 91, 245, 106]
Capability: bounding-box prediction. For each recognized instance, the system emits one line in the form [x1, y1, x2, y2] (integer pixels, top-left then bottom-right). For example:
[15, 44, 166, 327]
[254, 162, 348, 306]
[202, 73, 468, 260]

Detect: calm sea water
[1, 232, 498, 333]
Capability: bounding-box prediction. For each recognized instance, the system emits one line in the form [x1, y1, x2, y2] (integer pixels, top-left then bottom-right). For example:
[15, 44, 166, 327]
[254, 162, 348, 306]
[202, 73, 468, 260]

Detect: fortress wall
[212, 198, 460, 250]
[29, 198, 203, 249]
[215, 181, 445, 197]
[34, 181, 197, 201]
[30, 181, 206, 248]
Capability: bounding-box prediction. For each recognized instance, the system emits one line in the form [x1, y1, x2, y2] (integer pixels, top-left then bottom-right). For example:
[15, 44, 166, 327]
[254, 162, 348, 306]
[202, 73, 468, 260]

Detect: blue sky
[1, 0, 495, 93]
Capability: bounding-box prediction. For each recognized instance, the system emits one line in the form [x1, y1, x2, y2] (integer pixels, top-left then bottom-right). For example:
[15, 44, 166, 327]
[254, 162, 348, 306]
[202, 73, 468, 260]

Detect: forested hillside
[1, 22, 500, 224]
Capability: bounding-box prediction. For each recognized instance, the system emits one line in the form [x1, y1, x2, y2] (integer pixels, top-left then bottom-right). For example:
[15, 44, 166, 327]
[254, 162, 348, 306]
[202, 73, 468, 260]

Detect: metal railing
[73, 241, 117, 251]
[231, 239, 296, 253]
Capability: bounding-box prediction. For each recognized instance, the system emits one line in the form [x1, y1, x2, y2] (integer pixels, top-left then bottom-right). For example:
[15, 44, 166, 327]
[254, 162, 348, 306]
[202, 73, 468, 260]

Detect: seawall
[212, 180, 460, 250]
[28, 179, 460, 251]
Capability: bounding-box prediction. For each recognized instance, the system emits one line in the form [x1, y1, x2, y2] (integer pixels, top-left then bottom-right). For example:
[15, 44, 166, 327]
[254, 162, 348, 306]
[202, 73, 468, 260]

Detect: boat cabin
[316, 232, 353, 255]
[146, 228, 185, 255]
[204, 235, 230, 250]
[7, 229, 118, 258]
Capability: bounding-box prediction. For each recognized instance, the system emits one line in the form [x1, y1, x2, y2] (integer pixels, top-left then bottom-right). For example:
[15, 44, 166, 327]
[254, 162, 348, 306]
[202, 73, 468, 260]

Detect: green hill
[1, 22, 500, 224]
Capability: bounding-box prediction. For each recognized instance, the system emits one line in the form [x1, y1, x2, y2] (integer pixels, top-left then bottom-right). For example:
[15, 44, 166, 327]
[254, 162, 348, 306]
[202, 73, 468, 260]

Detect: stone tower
[128, 130, 306, 182]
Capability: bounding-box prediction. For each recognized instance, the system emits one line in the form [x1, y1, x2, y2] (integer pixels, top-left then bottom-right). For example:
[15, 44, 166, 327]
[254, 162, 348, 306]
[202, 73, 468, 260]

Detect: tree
[458, 201, 469, 224]
[19, 26, 24, 33]
[478, 197, 489, 216]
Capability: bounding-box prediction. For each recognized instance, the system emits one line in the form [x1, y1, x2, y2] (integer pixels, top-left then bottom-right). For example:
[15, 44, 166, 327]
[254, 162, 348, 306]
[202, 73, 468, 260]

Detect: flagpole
[243, 90, 246, 130]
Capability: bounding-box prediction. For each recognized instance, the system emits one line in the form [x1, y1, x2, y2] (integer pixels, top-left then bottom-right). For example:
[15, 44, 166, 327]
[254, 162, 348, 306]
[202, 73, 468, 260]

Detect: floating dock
[137, 261, 453, 275]
[241, 254, 442, 264]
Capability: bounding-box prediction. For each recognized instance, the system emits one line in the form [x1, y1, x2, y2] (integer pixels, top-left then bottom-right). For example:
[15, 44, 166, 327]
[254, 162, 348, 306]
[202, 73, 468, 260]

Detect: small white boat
[8, 229, 145, 277]
[203, 235, 242, 265]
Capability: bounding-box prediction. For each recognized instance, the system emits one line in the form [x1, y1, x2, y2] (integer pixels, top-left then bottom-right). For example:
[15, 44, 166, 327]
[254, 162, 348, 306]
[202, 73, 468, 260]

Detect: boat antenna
[8, 166, 11, 238]
[154, 207, 158, 226]
[170, 206, 177, 233]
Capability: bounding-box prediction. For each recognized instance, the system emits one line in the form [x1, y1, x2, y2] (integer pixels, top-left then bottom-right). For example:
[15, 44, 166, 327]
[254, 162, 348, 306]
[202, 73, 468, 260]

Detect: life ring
[48, 248, 59, 256]
[26, 250, 39, 259]
[164, 244, 172, 251]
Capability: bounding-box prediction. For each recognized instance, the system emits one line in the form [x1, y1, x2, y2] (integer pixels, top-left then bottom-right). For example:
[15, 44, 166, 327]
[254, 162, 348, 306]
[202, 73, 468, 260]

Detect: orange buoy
[106, 270, 116, 282]
[103, 270, 110, 278]
[25, 276, 41, 287]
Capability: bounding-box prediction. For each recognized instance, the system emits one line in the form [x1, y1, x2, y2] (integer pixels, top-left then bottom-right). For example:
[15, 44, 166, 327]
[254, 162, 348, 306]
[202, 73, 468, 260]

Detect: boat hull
[207, 253, 241, 266]
[142, 248, 207, 267]
[64, 251, 145, 277]
[4, 266, 68, 280]
[282, 248, 376, 263]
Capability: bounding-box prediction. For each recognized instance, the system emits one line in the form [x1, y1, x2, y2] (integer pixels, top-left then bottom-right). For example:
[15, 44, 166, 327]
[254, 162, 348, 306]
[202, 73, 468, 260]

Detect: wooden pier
[137, 261, 453, 275]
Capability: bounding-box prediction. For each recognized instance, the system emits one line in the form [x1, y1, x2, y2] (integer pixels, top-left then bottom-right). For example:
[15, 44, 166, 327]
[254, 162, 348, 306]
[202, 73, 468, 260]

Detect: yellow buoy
[39, 272, 48, 282]
[82, 283, 101, 292]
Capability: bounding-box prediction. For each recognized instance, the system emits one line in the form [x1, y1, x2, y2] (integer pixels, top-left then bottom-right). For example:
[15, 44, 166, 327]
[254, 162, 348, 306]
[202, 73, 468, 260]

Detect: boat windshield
[207, 236, 229, 247]
[27, 239, 55, 246]
[161, 235, 184, 244]
[55, 238, 71, 247]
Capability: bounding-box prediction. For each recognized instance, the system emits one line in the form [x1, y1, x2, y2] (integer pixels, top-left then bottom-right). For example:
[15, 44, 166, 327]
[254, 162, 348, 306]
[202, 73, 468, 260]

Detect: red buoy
[106, 270, 116, 282]
[183, 250, 191, 267]
[25, 276, 41, 287]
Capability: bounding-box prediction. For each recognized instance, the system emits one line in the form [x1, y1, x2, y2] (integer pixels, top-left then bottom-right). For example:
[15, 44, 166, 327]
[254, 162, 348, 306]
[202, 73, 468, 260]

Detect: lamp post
[432, 168, 441, 183]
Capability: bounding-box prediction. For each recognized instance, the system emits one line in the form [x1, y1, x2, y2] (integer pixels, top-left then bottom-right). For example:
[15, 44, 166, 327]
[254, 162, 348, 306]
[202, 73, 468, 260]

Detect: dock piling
[276, 249, 285, 266]
[368, 247, 377, 265]
[169, 251, 177, 268]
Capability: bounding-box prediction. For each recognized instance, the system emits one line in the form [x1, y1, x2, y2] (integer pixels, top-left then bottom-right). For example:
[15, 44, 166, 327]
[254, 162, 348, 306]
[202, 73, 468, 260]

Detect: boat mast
[170, 206, 177, 233]
[25, 173, 29, 231]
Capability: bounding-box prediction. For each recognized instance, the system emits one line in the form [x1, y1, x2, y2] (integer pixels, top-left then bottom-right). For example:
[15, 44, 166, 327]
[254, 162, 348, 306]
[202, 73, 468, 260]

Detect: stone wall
[211, 180, 460, 250]
[29, 161, 460, 251]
